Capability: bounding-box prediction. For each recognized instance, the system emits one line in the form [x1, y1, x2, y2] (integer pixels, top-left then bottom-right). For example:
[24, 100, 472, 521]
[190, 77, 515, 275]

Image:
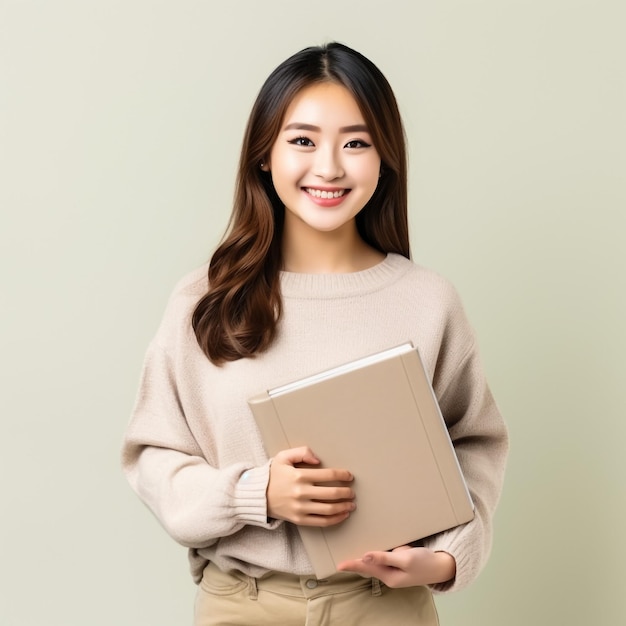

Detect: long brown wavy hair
[193, 43, 410, 364]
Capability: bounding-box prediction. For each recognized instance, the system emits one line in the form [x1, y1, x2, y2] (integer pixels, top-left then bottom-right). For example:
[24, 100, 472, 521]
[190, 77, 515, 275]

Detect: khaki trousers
[194, 562, 439, 626]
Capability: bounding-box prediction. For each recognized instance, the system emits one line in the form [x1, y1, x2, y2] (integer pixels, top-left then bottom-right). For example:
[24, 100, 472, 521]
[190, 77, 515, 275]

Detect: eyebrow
[283, 123, 370, 133]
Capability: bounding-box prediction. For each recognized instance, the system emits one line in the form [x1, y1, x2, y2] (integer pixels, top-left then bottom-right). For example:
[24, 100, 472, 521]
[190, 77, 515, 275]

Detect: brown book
[248, 343, 474, 579]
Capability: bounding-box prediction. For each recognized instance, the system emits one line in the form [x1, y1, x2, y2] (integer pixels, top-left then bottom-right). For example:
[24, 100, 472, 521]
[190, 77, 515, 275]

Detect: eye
[288, 136, 315, 147]
[345, 139, 372, 149]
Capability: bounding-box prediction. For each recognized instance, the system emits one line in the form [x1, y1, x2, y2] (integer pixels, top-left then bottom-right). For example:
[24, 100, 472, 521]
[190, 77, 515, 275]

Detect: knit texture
[122, 253, 509, 593]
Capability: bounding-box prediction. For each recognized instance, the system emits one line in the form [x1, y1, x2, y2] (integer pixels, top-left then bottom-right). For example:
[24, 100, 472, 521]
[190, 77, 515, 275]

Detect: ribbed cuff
[232, 461, 278, 528]
[423, 524, 476, 594]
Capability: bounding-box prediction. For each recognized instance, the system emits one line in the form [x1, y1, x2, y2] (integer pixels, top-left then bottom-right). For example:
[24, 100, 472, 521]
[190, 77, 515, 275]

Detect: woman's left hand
[336, 546, 456, 588]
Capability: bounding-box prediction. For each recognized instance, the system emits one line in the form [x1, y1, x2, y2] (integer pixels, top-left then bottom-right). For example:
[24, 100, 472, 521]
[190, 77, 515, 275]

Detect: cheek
[353, 152, 381, 179]
[272, 165, 302, 195]
[358, 160, 382, 191]
[270, 146, 304, 177]
[269, 155, 304, 204]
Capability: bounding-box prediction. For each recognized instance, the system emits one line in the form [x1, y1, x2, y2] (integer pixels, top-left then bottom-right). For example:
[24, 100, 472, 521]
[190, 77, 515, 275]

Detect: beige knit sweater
[122, 253, 508, 593]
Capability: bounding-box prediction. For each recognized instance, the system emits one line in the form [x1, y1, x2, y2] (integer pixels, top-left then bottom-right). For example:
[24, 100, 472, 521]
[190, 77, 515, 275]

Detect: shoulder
[171, 262, 210, 297]
[387, 255, 477, 367]
[153, 263, 210, 346]
[388, 254, 465, 313]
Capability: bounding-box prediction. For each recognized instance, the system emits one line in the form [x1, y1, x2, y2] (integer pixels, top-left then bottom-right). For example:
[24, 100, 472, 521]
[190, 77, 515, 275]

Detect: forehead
[281, 82, 367, 128]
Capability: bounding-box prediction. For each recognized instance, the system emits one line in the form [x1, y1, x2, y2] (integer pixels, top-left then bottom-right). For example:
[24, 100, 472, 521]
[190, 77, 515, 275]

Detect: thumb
[275, 446, 320, 466]
[362, 551, 397, 567]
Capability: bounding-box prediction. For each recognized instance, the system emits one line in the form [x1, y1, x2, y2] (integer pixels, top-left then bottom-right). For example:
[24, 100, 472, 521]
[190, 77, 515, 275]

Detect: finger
[338, 546, 414, 571]
[338, 560, 410, 588]
[307, 485, 355, 502]
[298, 467, 354, 484]
[336, 558, 368, 574]
[391, 545, 413, 553]
[303, 500, 356, 517]
[297, 511, 352, 527]
[336, 558, 387, 578]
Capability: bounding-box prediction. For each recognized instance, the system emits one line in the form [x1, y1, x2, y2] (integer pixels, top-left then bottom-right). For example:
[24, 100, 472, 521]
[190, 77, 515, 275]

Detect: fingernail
[363, 555, 373, 563]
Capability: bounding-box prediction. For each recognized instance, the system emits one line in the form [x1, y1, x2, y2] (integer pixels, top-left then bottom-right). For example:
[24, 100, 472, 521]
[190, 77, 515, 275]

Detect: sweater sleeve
[422, 320, 509, 593]
[121, 340, 281, 549]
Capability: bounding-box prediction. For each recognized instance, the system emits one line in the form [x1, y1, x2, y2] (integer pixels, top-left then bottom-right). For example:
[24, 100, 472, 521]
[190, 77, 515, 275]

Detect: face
[265, 82, 381, 238]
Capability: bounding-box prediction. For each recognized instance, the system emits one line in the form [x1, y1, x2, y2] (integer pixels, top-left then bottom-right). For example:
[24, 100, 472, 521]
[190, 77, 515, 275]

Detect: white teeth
[305, 188, 346, 199]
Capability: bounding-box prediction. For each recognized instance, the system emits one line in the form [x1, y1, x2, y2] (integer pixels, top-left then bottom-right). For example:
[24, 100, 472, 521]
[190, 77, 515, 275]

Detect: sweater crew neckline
[279, 253, 410, 299]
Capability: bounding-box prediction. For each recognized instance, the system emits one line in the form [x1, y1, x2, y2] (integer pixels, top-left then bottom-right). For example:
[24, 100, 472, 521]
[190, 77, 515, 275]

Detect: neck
[281, 218, 385, 274]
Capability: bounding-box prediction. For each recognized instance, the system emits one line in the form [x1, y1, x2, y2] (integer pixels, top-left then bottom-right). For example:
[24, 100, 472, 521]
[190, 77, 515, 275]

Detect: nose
[313, 145, 344, 180]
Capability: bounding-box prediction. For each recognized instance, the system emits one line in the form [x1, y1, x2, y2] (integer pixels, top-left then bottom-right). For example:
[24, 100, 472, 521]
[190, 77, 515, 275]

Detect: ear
[259, 159, 271, 172]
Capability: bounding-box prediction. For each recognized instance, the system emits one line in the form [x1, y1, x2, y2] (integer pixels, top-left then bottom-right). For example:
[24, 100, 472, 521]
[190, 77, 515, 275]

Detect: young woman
[122, 42, 508, 626]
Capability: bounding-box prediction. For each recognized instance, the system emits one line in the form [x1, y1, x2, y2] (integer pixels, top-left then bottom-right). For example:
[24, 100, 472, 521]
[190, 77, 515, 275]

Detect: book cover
[248, 343, 474, 579]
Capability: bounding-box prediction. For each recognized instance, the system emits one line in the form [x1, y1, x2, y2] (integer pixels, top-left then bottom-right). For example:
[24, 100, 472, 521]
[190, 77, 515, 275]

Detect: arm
[121, 340, 277, 548]
[340, 296, 509, 592]
[421, 341, 509, 592]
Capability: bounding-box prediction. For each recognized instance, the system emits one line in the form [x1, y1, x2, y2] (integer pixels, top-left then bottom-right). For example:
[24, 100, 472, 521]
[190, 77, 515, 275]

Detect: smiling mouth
[304, 187, 349, 199]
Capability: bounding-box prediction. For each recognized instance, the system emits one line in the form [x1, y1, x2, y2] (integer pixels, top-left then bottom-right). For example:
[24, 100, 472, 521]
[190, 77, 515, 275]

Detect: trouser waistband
[204, 561, 382, 601]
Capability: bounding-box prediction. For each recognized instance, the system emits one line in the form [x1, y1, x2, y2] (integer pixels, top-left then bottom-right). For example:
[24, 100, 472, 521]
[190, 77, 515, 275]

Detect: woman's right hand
[267, 446, 356, 527]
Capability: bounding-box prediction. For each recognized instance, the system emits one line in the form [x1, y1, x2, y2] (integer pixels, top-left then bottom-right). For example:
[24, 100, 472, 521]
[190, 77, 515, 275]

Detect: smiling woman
[121, 42, 508, 626]
[190, 43, 410, 364]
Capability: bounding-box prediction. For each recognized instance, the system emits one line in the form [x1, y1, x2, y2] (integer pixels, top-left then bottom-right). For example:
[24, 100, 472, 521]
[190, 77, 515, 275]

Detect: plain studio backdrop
[1, 1, 624, 625]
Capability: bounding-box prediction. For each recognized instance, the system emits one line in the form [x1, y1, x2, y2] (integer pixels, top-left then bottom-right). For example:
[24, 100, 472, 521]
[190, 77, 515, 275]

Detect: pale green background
[1, 1, 624, 625]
